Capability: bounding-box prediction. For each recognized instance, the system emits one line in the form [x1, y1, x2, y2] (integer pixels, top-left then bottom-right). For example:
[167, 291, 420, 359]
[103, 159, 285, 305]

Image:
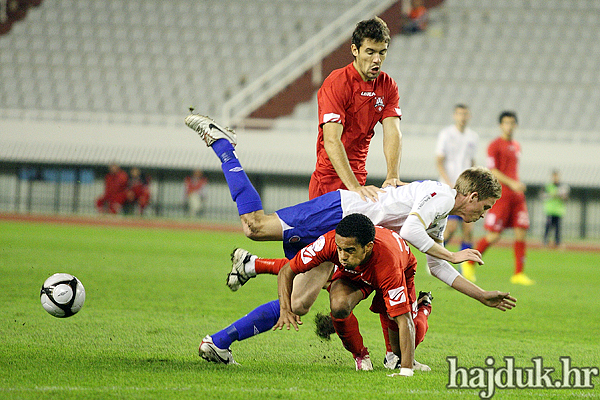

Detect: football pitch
[1, 219, 599, 400]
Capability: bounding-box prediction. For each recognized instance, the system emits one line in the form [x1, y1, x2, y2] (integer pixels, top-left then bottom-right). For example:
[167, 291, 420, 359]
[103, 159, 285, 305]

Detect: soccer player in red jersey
[463, 111, 534, 285]
[96, 163, 129, 214]
[276, 214, 432, 375]
[310, 17, 404, 201]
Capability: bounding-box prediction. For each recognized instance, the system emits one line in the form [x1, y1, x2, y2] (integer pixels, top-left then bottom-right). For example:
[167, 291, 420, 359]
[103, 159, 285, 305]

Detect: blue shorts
[448, 215, 463, 222]
[276, 191, 343, 259]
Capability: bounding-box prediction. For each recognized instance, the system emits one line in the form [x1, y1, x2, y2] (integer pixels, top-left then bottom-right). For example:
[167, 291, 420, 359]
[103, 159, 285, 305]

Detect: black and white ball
[40, 273, 86, 318]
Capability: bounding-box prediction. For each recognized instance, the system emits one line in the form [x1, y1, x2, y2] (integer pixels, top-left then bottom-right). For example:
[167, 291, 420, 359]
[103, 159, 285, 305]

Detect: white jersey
[339, 180, 456, 241]
[435, 125, 479, 185]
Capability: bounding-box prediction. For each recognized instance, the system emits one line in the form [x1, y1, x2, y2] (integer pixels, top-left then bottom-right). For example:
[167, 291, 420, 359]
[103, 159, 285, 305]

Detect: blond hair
[454, 167, 502, 200]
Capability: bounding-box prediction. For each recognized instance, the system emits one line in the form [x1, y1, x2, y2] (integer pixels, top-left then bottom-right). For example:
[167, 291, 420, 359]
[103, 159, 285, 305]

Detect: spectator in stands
[463, 111, 534, 286]
[402, 0, 429, 34]
[542, 169, 569, 248]
[124, 167, 151, 215]
[435, 104, 479, 252]
[184, 169, 208, 217]
[96, 163, 129, 214]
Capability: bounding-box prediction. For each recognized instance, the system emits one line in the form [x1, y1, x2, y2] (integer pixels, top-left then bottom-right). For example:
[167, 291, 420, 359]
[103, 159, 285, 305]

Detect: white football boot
[227, 248, 255, 291]
[199, 335, 239, 365]
[354, 348, 373, 371]
[184, 113, 237, 147]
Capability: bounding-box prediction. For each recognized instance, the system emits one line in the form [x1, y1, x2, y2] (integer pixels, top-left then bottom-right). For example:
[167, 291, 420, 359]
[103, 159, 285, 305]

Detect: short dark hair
[455, 104, 469, 110]
[335, 213, 376, 247]
[499, 110, 518, 124]
[352, 17, 390, 50]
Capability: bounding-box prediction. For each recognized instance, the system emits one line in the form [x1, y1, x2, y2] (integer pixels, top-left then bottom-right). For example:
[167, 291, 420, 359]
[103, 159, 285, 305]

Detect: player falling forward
[185, 113, 517, 367]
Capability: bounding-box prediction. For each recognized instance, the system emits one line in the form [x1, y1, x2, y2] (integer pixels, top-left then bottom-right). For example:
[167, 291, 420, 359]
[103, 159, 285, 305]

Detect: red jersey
[289, 227, 416, 317]
[104, 170, 129, 199]
[312, 63, 401, 190]
[486, 136, 521, 188]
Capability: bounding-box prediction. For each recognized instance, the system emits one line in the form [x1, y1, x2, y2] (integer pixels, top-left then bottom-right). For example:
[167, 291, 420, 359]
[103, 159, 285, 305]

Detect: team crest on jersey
[374, 96, 385, 111]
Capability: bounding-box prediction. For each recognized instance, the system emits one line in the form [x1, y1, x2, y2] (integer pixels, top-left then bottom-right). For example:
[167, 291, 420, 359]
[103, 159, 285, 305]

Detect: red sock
[514, 240, 526, 274]
[476, 237, 491, 255]
[331, 312, 365, 358]
[379, 314, 393, 353]
[254, 258, 288, 275]
[414, 305, 431, 347]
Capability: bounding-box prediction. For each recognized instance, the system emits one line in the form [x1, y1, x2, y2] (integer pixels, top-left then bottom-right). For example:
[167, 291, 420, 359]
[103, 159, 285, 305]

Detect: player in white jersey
[435, 104, 479, 253]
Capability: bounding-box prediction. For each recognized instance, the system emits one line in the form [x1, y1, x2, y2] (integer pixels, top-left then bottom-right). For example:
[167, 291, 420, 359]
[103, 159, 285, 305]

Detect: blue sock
[211, 300, 280, 349]
[212, 139, 263, 215]
[460, 242, 472, 251]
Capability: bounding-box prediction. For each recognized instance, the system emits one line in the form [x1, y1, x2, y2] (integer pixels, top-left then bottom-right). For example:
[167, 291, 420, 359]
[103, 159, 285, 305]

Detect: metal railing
[220, 0, 398, 127]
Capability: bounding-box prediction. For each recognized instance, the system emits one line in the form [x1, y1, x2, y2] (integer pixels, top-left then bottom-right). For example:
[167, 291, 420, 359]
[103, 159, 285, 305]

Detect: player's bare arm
[381, 117, 405, 188]
[322, 122, 383, 201]
[428, 239, 484, 264]
[451, 275, 517, 311]
[435, 154, 452, 186]
[274, 263, 302, 331]
[394, 312, 416, 373]
[491, 168, 526, 193]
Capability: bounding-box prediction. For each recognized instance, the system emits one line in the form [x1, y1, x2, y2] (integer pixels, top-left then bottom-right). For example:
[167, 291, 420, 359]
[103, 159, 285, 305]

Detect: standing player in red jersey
[276, 214, 432, 375]
[462, 111, 534, 285]
[310, 17, 404, 201]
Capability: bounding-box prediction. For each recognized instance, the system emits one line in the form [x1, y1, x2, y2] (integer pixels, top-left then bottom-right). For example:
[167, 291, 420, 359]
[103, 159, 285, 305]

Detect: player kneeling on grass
[276, 214, 430, 375]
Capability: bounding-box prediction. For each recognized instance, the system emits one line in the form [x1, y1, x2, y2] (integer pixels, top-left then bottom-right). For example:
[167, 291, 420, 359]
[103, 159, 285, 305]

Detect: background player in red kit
[310, 17, 403, 201]
[463, 111, 534, 285]
[276, 213, 431, 375]
[96, 163, 129, 214]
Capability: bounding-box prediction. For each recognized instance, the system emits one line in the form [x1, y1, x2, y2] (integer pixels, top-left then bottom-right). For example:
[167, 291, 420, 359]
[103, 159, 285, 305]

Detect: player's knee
[290, 298, 311, 316]
[330, 299, 351, 319]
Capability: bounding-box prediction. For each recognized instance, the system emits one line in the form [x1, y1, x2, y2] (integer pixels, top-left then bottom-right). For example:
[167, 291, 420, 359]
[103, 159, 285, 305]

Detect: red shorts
[308, 171, 367, 199]
[330, 262, 416, 318]
[483, 189, 529, 232]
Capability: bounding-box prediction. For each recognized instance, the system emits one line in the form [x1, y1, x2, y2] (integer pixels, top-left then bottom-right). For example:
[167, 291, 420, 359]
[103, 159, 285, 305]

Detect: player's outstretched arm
[274, 264, 302, 331]
[451, 275, 517, 311]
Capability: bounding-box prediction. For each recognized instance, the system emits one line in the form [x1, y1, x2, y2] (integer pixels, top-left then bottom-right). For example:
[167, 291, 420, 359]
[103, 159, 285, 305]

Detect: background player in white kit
[435, 104, 479, 277]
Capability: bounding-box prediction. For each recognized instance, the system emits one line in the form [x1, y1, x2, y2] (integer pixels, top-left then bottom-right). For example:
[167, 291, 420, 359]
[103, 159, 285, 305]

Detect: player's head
[499, 110, 518, 138]
[334, 213, 375, 270]
[453, 167, 502, 222]
[351, 17, 390, 81]
[453, 104, 471, 130]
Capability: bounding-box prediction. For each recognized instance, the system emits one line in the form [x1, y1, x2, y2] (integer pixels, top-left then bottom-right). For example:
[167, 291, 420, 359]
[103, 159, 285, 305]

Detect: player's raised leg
[185, 112, 282, 241]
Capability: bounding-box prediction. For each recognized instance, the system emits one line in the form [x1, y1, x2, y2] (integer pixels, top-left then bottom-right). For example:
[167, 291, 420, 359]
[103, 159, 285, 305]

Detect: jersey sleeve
[318, 76, 349, 127]
[381, 76, 402, 121]
[435, 129, 447, 157]
[486, 140, 499, 170]
[289, 231, 337, 274]
[410, 183, 454, 229]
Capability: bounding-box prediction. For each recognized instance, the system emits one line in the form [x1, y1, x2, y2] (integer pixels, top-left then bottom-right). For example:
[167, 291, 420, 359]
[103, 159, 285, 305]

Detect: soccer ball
[40, 273, 86, 318]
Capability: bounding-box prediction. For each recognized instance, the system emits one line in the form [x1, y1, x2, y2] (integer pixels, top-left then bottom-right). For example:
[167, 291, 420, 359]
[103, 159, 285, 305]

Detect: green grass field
[1, 219, 599, 400]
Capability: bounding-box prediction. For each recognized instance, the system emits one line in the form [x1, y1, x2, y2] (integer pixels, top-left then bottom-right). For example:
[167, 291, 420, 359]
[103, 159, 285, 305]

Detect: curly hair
[352, 17, 391, 49]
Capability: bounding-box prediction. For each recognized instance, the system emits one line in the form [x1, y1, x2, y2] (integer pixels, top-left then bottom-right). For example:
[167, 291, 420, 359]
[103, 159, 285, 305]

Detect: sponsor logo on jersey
[361, 91, 376, 97]
[388, 286, 407, 306]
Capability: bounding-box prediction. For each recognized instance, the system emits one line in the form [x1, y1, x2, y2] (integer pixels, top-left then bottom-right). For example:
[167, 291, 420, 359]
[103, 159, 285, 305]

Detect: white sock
[245, 255, 258, 277]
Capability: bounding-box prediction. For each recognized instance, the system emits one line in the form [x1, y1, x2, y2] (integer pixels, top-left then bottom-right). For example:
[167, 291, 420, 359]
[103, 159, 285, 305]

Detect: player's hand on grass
[273, 309, 302, 331]
[381, 178, 406, 188]
[350, 185, 385, 202]
[482, 291, 517, 311]
[451, 248, 483, 265]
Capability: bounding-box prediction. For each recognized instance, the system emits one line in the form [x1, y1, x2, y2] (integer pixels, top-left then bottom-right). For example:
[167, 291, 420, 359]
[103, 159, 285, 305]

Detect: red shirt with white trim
[289, 227, 416, 317]
[313, 63, 402, 187]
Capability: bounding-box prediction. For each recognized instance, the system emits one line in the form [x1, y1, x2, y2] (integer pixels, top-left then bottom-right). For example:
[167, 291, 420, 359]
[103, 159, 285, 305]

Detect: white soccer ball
[40, 273, 86, 318]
